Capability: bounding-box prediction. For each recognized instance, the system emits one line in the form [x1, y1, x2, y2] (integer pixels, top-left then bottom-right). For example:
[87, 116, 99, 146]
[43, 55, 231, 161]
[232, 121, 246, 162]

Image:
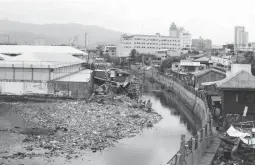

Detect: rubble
[0, 95, 162, 160]
[213, 118, 255, 165]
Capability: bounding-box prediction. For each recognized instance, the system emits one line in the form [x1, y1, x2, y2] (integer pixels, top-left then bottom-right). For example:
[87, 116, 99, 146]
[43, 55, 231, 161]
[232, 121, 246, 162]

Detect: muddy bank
[0, 96, 162, 162]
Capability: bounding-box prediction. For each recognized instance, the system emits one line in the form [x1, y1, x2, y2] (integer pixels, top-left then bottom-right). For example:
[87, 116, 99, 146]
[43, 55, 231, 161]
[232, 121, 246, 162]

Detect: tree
[130, 49, 137, 60]
[104, 53, 112, 62]
[159, 56, 182, 72]
[96, 45, 104, 57]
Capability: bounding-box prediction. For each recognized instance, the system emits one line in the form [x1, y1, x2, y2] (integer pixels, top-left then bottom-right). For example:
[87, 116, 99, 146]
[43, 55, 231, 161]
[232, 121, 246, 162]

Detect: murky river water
[0, 92, 193, 165]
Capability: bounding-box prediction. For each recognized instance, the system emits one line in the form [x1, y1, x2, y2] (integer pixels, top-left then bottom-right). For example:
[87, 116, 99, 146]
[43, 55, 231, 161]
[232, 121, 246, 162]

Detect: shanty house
[180, 60, 201, 72]
[217, 70, 255, 117]
[193, 69, 226, 89]
[193, 56, 213, 67]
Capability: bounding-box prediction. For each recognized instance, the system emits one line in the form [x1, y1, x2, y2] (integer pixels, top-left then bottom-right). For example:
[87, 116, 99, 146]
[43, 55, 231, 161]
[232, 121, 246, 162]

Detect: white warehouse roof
[0, 45, 87, 55]
[0, 53, 14, 60]
[0, 52, 84, 69]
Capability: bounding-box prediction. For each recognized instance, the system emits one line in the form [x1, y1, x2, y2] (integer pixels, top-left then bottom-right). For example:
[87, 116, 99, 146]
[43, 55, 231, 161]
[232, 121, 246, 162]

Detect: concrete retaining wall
[142, 67, 209, 126]
[131, 65, 213, 165]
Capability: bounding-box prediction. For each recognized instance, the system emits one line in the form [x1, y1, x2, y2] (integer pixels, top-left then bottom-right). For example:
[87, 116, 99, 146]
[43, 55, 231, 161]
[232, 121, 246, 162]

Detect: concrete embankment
[141, 67, 209, 127]
[132, 66, 220, 165]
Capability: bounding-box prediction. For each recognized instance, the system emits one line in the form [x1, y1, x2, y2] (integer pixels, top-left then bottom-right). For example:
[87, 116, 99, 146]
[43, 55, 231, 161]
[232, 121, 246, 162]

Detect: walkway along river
[0, 80, 196, 165]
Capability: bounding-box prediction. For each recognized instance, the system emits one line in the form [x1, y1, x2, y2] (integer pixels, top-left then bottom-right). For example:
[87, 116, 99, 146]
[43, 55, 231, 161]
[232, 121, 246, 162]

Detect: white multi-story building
[235, 26, 249, 49]
[119, 33, 181, 57]
[178, 27, 192, 49]
[103, 45, 117, 56]
[169, 23, 192, 49]
[169, 22, 179, 38]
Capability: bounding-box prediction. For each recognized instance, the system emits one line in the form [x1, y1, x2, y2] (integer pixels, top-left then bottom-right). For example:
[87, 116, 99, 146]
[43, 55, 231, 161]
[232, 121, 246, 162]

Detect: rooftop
[0, 45, 87, 56]
[217, 70, 255, 90]
[0, 52, 84, 69]
[193, 69, 226, 77]
[122, 34, 180, 39]
[193, 57, 210, 62]
[0, 53, 13, 60]
[180, 60, 200, 66]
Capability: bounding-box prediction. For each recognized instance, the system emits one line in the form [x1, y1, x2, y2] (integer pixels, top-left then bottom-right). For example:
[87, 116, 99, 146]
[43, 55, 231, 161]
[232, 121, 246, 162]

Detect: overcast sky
[0, 0, 255, 45]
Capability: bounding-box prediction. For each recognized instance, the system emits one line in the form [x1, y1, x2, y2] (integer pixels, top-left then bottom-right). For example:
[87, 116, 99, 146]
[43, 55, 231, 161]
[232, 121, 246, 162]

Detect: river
[0, 85, 194, 165]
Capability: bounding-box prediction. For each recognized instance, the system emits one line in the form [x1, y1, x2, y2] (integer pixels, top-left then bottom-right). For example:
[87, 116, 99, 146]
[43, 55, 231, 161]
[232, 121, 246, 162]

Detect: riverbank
[0, 96, 162, 163]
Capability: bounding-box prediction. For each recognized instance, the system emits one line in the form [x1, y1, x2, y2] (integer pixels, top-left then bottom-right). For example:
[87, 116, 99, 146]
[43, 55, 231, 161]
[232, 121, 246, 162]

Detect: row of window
[161, 43, 180, 46]
[134, 38, 158, 41]
[123, 38, 180, 42]
[236, 92, 255, 103]
[161, 39, 179, 42]
[126, 46, 180, 49]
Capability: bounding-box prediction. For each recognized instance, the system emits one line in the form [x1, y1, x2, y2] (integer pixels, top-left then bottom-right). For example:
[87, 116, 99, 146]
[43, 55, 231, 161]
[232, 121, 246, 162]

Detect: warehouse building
[0, 51, 92, 98]
[0, 45, 88, 60]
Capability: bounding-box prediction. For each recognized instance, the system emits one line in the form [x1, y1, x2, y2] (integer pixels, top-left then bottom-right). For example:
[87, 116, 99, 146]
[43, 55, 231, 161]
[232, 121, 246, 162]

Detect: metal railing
[167, 153, 179, 165]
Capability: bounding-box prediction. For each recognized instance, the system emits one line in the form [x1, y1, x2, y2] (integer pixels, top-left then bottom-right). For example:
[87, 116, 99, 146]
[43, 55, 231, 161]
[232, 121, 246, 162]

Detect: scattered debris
[0, 95, 162, 160]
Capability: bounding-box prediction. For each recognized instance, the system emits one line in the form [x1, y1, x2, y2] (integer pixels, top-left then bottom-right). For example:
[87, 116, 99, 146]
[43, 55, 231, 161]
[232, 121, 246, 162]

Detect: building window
[236, 93, 239, 102]
[240, 92, 255, 103]
[236, 92, 255, 103]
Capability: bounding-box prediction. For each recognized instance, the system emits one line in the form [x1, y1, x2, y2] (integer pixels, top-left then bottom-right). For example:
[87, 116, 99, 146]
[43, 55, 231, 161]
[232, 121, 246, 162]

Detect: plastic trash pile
[4, 96, 162, 157]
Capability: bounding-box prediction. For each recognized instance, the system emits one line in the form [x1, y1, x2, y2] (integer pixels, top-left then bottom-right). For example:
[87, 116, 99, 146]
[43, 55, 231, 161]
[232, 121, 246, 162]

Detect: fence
[130, 65, 213, 165]
[166, 119, 213, 165]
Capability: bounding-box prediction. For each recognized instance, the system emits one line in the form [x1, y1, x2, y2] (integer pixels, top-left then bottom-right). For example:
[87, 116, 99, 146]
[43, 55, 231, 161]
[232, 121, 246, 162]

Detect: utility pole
[84, 32, 88, 50]
[236, 44, 239, 64]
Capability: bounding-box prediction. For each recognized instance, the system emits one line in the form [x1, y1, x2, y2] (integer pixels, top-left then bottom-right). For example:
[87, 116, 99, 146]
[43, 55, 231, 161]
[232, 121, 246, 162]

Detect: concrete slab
[197, 128, 221, 165]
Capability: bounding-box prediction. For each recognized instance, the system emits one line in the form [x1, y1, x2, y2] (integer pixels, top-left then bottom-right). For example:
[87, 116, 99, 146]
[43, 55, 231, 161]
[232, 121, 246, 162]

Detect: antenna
[85, 32, 88, 49]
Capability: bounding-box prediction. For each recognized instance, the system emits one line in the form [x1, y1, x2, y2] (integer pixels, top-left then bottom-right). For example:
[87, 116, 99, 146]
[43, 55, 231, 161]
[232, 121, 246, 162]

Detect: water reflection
[143, 79, 199, 135]
[3, 80, 195, 165]
[101, 94, 192, 165]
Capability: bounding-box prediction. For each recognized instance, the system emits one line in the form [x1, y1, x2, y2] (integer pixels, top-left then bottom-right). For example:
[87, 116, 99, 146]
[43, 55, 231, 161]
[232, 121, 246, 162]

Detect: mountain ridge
[0, 20, 124, 48]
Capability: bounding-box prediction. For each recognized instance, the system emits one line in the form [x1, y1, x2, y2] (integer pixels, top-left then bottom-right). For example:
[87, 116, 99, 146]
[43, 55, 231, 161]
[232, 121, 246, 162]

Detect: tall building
[178, 27, 192, 49]
[234, 26, 248, 48]
[169, 23, 192, 49]
[119, 22, 191, 56]
[169, 22, 179, 38]
[119, 33, 181, 57]
[192, 37, 212, 51]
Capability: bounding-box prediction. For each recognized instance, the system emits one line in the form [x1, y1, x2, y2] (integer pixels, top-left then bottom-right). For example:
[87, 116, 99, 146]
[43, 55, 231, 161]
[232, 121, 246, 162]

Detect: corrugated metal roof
[0, 52, 83, 68]
[194, 57, 210, 62]
[0, 45, 87, 55]
[193, 69, 226, 77]
[180, 60, 200, 66]
[217, 70, 255, 89]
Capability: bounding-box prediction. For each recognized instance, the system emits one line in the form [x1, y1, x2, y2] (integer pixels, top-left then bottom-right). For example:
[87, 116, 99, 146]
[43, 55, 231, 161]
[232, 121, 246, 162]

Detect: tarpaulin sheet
[226, 125, 251, 137]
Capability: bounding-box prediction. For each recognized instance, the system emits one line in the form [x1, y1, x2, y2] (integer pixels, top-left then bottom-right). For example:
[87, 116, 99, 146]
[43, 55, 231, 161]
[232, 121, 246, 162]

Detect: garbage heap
[213, 121, 255, 165]
[1, 95, 162, 159]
